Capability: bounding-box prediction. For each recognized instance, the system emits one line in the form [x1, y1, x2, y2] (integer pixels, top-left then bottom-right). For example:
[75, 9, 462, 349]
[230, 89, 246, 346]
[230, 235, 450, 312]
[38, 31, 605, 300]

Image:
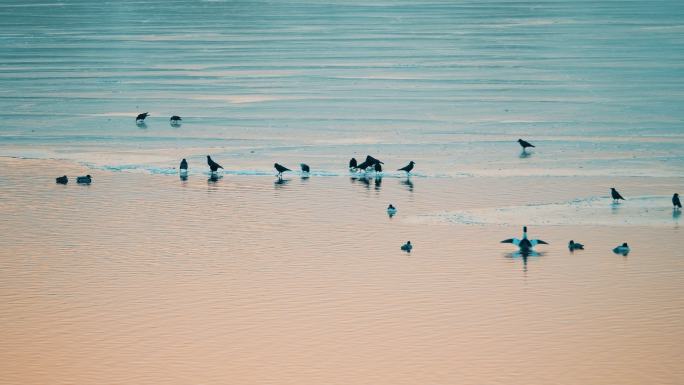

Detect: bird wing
[501, 238, 521, 245]
[531, 239, 548, 245]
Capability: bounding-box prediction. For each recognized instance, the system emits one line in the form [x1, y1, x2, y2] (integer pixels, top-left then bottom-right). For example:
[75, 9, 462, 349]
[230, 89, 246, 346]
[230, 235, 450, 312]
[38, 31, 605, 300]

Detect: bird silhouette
[170, 115, 182, 122]
[55, 175, 68, 184]
[613, 242, 630, 256]
[387, 204, 397, 217]
[673, 193, 681, 210]
[568, 240, 584, 251]
[300, 163, 310, 173]
[76, 175, 92, 184]
[356, 155, 383, 171]
[274, 163, 291, 177]
[401, 241, 412, 252]
[398, 161, 415, 174]
[136, 112, 149, 122]
[374, 162, 382, 172]
[501, 226, 548, 252]
[518, 139, 535, 151]
[207, 156, 223, 173]
[349, 158, 357, 170]
[179, 158, 188, 172]
[611, 188, 625, 202]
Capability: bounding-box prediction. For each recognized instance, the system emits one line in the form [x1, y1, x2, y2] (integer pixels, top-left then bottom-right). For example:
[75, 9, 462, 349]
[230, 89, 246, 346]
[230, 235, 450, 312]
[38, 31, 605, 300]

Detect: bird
[76, 175, 92, 184]
[206, 156, 223, 173]
[400, 241, 412, 252]
[356, 155, 383, 171]
[387, 204, 397, 217]
[398, 161, 415, 174]
[300, 163, 310, 173]
[179, 158, 188, 172]
[55, 175, 68, 184]
[274, 163, 291, 177]
[501, 226, 548, 252]
[611, 188, 625, 202]
[568, 240, 584, 251]
[349, 158, 357, 170]
[673, 193, 681, 210]
[518, 139, 535, 151]
[613, 242, 630, 255]
[136, 112, 149, 122]
[170, 115, 182, 123]
[374, 162, 382, 172]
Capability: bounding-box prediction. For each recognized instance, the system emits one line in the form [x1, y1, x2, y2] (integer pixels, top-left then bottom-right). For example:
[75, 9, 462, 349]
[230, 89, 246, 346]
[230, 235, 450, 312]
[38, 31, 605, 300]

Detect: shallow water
[1, 1, 684, 383]
[1, 158, 683, 385]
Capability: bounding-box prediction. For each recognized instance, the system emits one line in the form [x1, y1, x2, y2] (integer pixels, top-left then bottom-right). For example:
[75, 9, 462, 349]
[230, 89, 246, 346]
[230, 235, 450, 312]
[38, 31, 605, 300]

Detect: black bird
[398, 161, 415, 174]
[136, 112, 149, 122]
[366, 155, 383, 165]
[374, 162, 382, 172]
[349, 158, 357, 170]
[300, 163, 310, 173]
[274, 163, 291, 177]
[356, 155, 383, 171]
[673, 193, 681, 210]
[568, 240, 584, 251]
[611, 188, 625, 202]
[179, 158, 188, 172]
[207, 156, 223, 173]
[518, 139, 535, 151]
[170, 115, 182, 123]
[55, 175, 68, 184]
[401, 241, 413, 252]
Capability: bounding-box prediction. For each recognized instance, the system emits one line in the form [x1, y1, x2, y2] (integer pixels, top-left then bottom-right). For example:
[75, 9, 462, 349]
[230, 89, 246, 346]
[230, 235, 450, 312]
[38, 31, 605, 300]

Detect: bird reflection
[505, 250, 543, 272]
[673, 209, 681, 220]
[136, 121, 147, 129]
[208, 174, 222, 183]
[401, 177, 414, 192]
[519, 150, 531, 159]
[350, 175, 372, 189]
[374, 175, 382, 190]
[274, 177, 290, 187]
[179, 173, 188, 182]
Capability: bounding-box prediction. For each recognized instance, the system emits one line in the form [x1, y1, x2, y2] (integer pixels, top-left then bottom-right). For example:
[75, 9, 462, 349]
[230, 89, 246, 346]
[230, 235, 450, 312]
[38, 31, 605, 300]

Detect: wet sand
[1, 157, 682, 385]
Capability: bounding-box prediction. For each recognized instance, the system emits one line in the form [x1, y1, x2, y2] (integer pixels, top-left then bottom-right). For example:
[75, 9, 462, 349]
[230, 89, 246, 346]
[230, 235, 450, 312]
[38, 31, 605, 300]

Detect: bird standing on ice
[398, 161, 415, 175]
[136, 112, 149, 122]
[673, 193, 681, 210]
[518, 139, 535, 151]
[501, 226, 548, 252]
[207, 156, 223, 173]
[611, 188, 625, 202]
[349, 158, 357, 170]
[613, 243, 630, 255]
[179, 158, 188, 172]
[387, 204, 397, 217]
[300, 163, 310, 173]
[274, 163, 291, 178]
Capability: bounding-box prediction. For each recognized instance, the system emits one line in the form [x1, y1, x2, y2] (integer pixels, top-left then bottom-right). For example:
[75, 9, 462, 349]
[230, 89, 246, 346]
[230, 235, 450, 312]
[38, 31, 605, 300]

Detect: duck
[76, 175, 92, 184]
[55, 175, 68, 184]
[501, 226, 548, 252]
[387, 204, 397, 217]
[568, 240, 584, 251]
[400, 241, 412, 252]
[613, 242, 630, 255]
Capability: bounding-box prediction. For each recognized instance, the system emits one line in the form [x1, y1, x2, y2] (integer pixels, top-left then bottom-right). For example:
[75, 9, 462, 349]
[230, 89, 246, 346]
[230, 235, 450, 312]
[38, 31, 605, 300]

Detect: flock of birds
[54, 113, 683, 258]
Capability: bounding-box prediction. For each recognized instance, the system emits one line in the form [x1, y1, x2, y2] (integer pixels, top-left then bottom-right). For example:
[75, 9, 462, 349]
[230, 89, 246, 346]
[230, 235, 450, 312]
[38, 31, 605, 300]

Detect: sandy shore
[1, 157, 682, 385]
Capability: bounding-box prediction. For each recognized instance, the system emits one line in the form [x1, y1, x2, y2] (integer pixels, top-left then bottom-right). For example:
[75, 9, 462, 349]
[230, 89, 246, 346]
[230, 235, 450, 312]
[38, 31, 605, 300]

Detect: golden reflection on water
[0, 158, 682, 385]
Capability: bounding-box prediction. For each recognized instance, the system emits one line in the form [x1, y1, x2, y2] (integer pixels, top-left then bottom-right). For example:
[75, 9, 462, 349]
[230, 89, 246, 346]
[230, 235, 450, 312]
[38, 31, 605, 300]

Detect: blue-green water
[1, 0, 683, 176]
